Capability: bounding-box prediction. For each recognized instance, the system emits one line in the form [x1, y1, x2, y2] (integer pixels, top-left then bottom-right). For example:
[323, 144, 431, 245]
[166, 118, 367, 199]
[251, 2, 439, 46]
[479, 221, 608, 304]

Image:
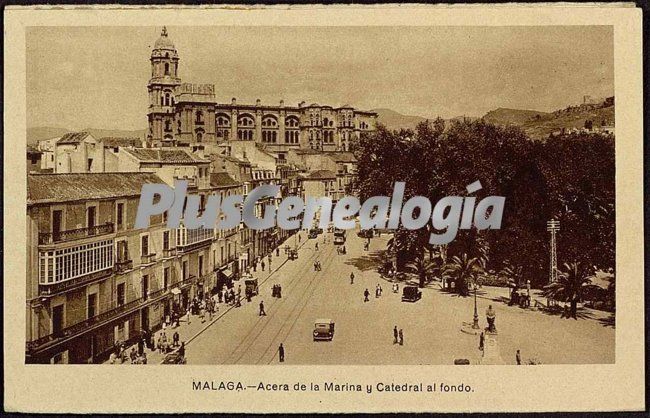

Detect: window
[141, 235, 149, 257]
[164, 63, 170, 75]
[52, 304, 64, 336]
[199, 255, 204, 277]
[86, 206, 96, 231]
[195, 111, 204, 124]
[182, 260, 188, 281]
[142, 275, 149, 301]
[164, 267, 170, 290]
[116, 202, 124, 230]
[117, 283, 125, 306]
[87, 293, 97, 319]
[163, 231, 170, 250]
[87, 158, 93, 172]
[39, 239, 114, 284]
[196, 131, 203, 142]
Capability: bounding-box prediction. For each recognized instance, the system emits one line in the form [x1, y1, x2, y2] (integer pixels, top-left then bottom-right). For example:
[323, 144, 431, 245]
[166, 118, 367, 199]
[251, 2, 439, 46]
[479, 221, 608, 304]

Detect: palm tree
[542, 262, 598, 318]
[443, 253, 484, 296]
[407, 252, 437, 288]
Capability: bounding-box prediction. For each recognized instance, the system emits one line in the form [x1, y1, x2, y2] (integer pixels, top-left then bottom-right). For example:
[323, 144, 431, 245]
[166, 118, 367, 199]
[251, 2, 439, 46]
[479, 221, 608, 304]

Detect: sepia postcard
[3, 4, 645, 414]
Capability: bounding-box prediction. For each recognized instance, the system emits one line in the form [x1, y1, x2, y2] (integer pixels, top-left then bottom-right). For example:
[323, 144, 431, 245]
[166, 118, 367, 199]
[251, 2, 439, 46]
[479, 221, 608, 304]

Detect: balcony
[177, 225, 214, 252]
[27, 295, 145, 352]
[114, 259, 133, 274]
[39, 267, 113, 297]
[162, 248, 177, 258]
[38, 222, 114, 245]
[140, 253, 157, 265]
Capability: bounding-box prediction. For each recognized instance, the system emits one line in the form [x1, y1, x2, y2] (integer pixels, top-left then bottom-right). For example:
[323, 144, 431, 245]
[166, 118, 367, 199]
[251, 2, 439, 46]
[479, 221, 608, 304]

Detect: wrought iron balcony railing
[38, 222, 115, 245]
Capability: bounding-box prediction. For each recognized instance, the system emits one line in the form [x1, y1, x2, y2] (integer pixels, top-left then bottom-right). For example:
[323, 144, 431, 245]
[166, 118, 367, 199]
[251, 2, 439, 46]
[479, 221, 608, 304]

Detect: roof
[27, 172, 164, 205]
[305, 169, 336, 180]
[324, 151, 357, 163]
[210, 172, 241, 188]
[57, 131, 91, 145]
[123, 148, 209, 164]
[100, 137, 141, 148]
[291, 149, 322, 155]
[27, 145, 41, 154]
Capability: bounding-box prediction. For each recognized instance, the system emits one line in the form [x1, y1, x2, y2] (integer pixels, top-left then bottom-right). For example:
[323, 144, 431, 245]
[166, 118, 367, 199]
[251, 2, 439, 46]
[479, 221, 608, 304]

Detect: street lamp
[472, 280, 480, 329]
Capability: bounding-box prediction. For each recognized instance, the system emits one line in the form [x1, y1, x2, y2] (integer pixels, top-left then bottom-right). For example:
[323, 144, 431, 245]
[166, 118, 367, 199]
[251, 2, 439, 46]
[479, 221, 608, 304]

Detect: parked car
[288, 249, 298, 260]
[313, 319, 335, 341]
[334, 235, 346, 245]
[402, 286, 422, 302]
[357, 229, 374, 239]
[308, 228, 319, 239]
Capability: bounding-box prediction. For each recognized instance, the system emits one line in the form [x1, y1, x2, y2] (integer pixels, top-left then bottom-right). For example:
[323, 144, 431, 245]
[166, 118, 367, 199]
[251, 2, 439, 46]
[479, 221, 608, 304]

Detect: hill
[27, 126, 147, 145]
[372, 108, 429, 131]
[482, 108, 552, 126]
[520, 105, 614, 139]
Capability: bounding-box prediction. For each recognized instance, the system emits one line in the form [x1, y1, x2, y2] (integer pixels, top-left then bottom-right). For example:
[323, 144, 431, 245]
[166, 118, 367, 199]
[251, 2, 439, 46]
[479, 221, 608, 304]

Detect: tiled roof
[305, 169, 336, 180]
[210, 172, 241, 188]
[123, 148, 209, 163]
[324, 151, 357, 163]
[28, 172, 164, 205]
[100, 137, 141, 148]
[57, 131, 91, 145]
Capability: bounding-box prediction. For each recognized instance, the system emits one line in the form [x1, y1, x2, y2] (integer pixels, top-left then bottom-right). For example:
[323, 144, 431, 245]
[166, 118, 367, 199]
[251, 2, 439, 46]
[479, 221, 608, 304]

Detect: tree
[542, 262, 599, 318]
[407, 252, 437, 288]
[442, 253, 484, 296]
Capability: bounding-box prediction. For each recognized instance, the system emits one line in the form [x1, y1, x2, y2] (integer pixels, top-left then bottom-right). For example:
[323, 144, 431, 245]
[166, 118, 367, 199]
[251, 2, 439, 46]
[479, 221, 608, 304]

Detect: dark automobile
[162, 352, 186, 364]
[313, 319, 335, 341]
[357, 229, 374, 239]
[401, 286, 422, 302]
[308, 229, 319, 239]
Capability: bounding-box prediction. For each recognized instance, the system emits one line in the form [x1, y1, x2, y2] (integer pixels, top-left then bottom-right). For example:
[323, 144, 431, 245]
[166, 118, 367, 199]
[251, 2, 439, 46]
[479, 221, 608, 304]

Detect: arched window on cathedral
[195, 111, 204, 124]
[164, 120, 172, 132]
[164, 63, 170, 76]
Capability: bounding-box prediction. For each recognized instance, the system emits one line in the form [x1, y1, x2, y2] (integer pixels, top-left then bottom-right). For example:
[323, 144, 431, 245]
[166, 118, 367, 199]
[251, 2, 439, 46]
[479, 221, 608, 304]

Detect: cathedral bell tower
[147, 26, 181, 146]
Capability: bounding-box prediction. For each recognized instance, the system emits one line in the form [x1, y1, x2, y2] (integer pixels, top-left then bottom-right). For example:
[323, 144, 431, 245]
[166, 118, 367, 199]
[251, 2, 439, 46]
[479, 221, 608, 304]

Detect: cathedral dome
[153, 27, 176, 50]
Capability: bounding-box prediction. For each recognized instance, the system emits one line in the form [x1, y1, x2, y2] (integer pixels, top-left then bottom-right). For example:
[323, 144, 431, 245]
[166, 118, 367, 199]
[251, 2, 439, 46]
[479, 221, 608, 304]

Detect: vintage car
[313, 319, 335, 341]
[401, 286, 422, 302]
[334, 235, 346, 245]
[308, 228, 319, 239]
[162, 352, 186, 364]
[288, 249, 298, 260]
[245, 278, 259, 296]
[357, 229, 374, 239]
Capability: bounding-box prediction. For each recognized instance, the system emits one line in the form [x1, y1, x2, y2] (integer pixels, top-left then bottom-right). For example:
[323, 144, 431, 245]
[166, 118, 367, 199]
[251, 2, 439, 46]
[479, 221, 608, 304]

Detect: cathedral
[147, 27, 377, 152]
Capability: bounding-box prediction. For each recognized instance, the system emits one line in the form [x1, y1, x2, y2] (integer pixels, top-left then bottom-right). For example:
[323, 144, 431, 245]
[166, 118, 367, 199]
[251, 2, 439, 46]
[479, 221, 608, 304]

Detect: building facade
[146, 27, 377, 153]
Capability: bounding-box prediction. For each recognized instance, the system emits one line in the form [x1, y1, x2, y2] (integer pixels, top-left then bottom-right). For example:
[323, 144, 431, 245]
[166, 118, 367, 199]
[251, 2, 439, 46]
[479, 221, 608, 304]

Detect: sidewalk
[105, 234, 308, 365]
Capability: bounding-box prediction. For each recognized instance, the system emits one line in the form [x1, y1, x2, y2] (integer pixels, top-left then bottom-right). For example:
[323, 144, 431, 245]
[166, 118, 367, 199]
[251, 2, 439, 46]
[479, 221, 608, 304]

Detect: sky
[27, 25, 613, 131]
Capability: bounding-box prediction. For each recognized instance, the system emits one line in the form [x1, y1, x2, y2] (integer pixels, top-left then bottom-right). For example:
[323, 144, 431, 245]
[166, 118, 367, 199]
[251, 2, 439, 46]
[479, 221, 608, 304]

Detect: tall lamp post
[547, 219, 560, 306]
[472, 279, 480, 329]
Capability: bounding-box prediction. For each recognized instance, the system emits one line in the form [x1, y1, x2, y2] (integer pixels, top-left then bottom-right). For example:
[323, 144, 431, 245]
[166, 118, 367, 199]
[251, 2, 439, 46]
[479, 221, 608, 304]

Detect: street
[183, 229, 615, 365]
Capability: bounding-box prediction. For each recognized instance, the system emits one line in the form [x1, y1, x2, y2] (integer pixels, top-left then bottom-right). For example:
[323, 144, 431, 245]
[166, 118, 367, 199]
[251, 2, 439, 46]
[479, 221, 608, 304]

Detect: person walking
[398, 329, 404, 346]
[479, 332, 485, 351]
[261, 260, 266, 272]
[315, 242, 319, 251]
[393, 326, 398, 344]
[259, 301, 267, 316]
[276, 247, 280, 257]
[186, 307, 191, 325]
[364, 289, 370, 302]
[178, 342, 186, 360]
[350, 272, 355, 284]
[141, 352, 148, 364]
[173, 331, 180, 347]
[516, 349, 522, 365]
[278, 343, 285, 363]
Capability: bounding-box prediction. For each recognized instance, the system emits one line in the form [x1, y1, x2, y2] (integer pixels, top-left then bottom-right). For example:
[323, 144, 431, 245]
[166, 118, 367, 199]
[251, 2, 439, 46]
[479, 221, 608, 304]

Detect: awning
[220, 268, 234, 279]
[171, 288, 181, 295]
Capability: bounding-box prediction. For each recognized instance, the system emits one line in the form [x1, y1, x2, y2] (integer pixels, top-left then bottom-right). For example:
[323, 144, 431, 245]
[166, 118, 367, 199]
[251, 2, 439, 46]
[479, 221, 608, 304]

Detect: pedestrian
[350, 272, 355, 284]
[137, 337, 144, 355]
[393, 326, 398, 344]
[276, 248, 280, 257]
[178, 342, 185, 359]
[186, 307, 191, 325]
[173, 331, 180, 347]
[278, 343, 285, 362]
[315, 243, 319, 251]
[398, 329, 404, 346]
[314, 261, 318, 271]
[141, 352, 147, 364]
[364, 289, 370, 302]
[298, 234, 301, 243]
[277, 285, 282, 298]
[261, 260, 266, 271]
[259, 300, 267, 316]
[516, 349, 522, 365]
[479, 332, 485, 351]
[317, 261, 321, 271]
[130, 347, 137, 363]
[157, 335, 163, 353]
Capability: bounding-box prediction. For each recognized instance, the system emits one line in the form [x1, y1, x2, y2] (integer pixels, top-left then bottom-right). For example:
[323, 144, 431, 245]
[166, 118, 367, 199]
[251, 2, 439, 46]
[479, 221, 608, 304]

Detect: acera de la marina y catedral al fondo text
[192, 380, 475, 394]
[135, 180, 504, 245]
